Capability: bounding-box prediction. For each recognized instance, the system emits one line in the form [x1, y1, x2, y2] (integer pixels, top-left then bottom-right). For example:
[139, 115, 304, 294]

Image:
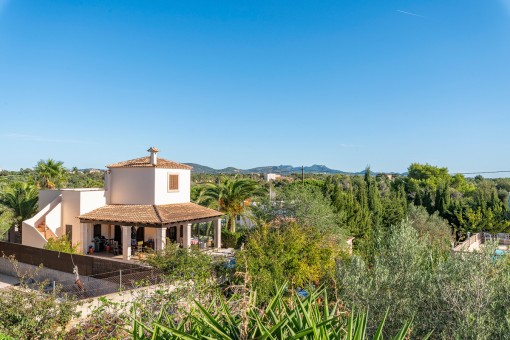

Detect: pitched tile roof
[107, 156, 192, 170]
[78, 203, 222, 226]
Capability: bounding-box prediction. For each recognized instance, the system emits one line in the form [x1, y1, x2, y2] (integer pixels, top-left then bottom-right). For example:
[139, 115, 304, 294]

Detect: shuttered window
[168, 174, 179, 191]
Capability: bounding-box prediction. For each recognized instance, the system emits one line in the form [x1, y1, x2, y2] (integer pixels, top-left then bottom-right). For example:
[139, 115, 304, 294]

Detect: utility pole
[301, 165, 304, 184]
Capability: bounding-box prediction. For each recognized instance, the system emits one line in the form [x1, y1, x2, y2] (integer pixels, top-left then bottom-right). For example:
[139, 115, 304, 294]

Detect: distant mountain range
[184, 163, 400, 175]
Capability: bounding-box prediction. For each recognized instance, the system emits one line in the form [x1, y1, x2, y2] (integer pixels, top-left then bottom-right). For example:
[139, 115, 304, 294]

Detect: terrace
[452, 232, 510, 253]
[78, 203, 224, 261]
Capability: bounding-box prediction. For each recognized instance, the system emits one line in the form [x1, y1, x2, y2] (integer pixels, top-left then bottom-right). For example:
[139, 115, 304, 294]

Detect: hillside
[184, 163, 382, 175]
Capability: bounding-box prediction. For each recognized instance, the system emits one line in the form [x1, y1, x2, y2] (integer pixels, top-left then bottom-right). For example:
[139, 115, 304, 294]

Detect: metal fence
[46, 267, 164, 300]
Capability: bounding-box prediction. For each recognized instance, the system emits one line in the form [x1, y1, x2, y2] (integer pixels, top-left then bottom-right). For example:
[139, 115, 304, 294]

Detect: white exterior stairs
[36, 222, 57, 241]
[22, 194, 62, 248]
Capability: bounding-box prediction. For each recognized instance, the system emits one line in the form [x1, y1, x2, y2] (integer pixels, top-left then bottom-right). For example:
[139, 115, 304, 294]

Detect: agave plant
[131, 283, 428, 339]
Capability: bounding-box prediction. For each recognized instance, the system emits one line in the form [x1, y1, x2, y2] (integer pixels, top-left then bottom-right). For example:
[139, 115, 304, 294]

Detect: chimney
[147, 147, 159, 166]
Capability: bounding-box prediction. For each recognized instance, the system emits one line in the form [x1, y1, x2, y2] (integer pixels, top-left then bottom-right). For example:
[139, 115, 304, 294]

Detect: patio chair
[137, 241, 144, 254]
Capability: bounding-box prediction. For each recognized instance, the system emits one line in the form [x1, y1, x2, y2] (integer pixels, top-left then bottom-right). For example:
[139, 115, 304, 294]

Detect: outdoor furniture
[137, 241, 144, 254]
[144, 240, 154, 250]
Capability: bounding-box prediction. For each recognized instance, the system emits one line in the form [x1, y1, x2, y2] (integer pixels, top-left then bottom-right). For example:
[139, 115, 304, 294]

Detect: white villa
[22, 147, 223, 260]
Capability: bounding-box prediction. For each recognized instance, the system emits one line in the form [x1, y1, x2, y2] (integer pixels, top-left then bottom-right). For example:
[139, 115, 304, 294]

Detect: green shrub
[238, 222, 341, 304]
[221, 229, 242, 248]
[0, 257, 77, 339]
[43, 235, 79, 254]
[337, 220, 510, 339]
[143, 242, 214, 286]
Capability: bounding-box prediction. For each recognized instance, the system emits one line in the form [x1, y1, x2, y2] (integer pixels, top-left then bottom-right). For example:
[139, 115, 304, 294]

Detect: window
[168, 174, 179, 191]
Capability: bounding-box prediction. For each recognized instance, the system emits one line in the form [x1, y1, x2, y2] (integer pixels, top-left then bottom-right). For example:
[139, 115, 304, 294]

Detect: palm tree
[34, 159, 68, 189]
[191, 185, 215, 207]
[0, 182, 38, 243]
[0, 206, 15, 240]
[201, 177, 265, 232]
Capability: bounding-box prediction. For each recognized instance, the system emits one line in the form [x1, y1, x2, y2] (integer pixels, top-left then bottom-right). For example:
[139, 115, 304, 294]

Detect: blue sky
[1, 0, 509, 174]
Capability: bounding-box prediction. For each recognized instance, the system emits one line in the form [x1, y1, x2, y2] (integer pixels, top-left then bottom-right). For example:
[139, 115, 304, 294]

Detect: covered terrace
[78, 203, 223, 261]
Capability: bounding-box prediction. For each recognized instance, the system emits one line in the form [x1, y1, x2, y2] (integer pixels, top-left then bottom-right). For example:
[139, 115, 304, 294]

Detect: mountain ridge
[184, 163, 401, 175]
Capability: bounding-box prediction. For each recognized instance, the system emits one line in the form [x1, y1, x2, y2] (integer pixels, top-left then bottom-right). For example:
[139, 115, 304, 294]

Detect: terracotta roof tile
[78, 203, 222, 225]
[107, 156, 192, 170]
[155, 204, 222, 224]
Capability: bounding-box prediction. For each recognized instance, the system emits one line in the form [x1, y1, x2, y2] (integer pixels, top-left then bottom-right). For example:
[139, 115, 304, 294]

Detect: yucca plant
[131, 283, 428, 339]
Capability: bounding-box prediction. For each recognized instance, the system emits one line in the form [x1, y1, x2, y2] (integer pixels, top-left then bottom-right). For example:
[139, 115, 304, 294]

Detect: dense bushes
[337, 221, 510, 339]
[0, 258, 77, 339]
[238, 222, 343, 304]
[144, 242, 215, 286]
[43, 235, 79, 254]
[221, 229, 246, 248]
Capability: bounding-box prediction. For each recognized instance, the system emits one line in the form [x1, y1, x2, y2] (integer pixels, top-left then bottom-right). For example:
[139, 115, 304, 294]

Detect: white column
[155, 227, 166, 251]
[183, 223, 192, 248]
[122, 226, 132, 260]
[213, 218, 222, 249]
[81, 223, 90, 254]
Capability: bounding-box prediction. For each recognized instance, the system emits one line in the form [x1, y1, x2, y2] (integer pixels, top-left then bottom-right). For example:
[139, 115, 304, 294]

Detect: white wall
[109, 168, 156, 204]
[61, 189, 106, 247]
[21, 221, 47, 248]
[38, 190, 61, 210]
[144, 227, 156, 242]
[154, 168, 191, 204]
[109, 167, 190, 205]
[101, 224, 111, 239]
[45, 201, 62, 236]
[61, 190, 81, 245]
[79, 190, 107, 214]
[264, 173, 280, 181]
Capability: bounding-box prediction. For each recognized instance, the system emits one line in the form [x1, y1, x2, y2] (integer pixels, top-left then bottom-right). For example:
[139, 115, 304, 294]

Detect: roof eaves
[153, 205, 164, 224]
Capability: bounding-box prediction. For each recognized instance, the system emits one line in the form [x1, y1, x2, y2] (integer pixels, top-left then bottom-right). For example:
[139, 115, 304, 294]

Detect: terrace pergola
[79, 203, 223, 260]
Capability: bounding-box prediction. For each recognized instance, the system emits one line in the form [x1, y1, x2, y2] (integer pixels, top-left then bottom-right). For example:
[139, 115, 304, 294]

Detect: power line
[455, 170, 510, 175]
